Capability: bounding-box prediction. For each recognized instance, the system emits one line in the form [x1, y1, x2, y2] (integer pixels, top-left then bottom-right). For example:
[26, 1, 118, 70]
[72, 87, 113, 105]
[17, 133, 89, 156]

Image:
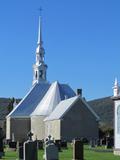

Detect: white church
[6, 16, 99, 142]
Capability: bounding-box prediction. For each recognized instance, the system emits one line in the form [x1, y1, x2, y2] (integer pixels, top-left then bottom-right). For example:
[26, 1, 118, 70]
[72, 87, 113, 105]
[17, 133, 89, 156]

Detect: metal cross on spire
[38, 7, 42, 17]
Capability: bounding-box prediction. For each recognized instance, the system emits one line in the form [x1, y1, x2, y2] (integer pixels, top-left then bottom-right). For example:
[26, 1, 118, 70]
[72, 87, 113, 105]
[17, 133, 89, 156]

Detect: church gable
[44, 96, 99, 141]
[62, 98, 98, 122]
[45, 96, 99, 122]
[60, 99, 99, 140]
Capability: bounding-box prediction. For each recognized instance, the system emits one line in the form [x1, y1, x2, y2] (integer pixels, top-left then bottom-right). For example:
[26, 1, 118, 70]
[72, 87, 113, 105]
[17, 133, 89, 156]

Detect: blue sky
[0, 0, 120, 100]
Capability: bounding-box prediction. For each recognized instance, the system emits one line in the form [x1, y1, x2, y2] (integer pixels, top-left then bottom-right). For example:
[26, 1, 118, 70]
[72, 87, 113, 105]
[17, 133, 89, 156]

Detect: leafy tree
[7, 97, 15, 113]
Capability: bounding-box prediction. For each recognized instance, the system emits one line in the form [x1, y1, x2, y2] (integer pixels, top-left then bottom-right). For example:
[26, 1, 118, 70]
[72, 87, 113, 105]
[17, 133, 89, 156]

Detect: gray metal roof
[7, 82, 50, 118]
[7, 80, 75, 118]
[44, 96, 100, 121]
[31, 81, 76, 116]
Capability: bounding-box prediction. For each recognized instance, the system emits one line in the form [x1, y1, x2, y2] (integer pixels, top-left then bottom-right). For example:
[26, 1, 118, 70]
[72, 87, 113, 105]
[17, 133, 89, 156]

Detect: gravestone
[9, 141, 17, 149]
[95, 139, 100, 147]
[61, 141, 67, 149]
[89, 139, 95, 148]
[0, 128, 4, 159]
[18, 142, 24, 160]
[12, 133, 15, 142]
[37, 140, 44, 150]
[44, 135, 58, 160]
[55, 140, 61, 152]
[105, 137, 113, 149]
[24, 131, 38, 160]
[101, 138, 106, 145]
[73, 139, 84, 160]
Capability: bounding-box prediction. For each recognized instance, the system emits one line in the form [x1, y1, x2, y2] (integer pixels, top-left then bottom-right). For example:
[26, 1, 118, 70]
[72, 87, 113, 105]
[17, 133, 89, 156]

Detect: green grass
[1, 145, 120, 160]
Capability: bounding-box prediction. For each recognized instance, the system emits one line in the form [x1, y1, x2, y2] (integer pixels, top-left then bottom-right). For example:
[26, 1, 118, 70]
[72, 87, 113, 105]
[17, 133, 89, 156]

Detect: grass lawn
[1, 145, 120, 160]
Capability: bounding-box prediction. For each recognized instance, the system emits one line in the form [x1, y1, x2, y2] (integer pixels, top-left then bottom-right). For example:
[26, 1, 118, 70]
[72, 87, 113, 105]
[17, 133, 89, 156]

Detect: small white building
[112, 78, 120, 155]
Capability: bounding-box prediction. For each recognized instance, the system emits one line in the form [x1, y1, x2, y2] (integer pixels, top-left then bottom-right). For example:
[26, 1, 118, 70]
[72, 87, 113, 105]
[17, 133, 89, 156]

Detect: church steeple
[32, 16, 48, 85]
[113, 78, 119, 97]
[37, 16, 42, 45]
[36, 16, 45, 64]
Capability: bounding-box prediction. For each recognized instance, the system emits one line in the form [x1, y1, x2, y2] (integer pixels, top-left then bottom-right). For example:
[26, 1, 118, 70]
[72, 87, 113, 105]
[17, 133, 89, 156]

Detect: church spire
[37, 16, 43, 45]
[113, 78, 119, 97]
[32, 15, 48, 85]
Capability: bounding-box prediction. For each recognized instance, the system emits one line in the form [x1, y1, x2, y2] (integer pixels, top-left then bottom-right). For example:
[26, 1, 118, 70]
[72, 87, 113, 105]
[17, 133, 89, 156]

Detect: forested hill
[0, 98, 11, 120]
[88, 96, 114, 131]
[0, 98, 11, 107]
[0, 98, 21, 120]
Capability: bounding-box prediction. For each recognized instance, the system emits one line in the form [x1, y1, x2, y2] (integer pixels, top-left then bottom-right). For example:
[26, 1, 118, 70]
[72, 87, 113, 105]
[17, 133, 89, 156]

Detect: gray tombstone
[89, 139, 95, 148]
[101, 138, 106, 145]
[44, 135, 58, 160]
[37, 140, 44, 150]
[0, 128, 4, 159]
[9, 141, 17, 149]
[55, 140, 62, 152]
[100, 139, 102, 146]
[17, 142, 24, 160]
[95, 139, 100, 147]
[105, 137, 113, 149]
[23, 131, 38, 160]
[61, 141, 68, 149]
[73, 139, 84, 160]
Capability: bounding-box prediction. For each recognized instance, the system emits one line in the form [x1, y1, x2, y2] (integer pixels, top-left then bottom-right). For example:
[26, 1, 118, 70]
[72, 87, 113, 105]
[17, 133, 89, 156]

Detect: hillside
[0, 98, 21, 120]
[0, 98, 11, 107]
[0, 98, 11, 120]
[88, 96, 114, 131]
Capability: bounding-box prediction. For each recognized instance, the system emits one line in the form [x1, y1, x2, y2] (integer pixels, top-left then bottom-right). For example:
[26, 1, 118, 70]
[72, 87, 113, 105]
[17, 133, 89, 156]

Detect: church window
[35, 71, 37, 79]
[40, 70, 43, 78]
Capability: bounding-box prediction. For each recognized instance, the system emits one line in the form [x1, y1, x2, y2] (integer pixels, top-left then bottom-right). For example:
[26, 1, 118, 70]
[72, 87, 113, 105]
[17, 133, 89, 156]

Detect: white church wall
[114, 100, 120, 155]
[45, 120, 61, 140]
[31, 115, 45, 140]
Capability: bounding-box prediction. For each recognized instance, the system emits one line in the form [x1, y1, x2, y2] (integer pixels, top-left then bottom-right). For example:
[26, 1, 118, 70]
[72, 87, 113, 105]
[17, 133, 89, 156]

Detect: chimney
[76, 89, 82, 96]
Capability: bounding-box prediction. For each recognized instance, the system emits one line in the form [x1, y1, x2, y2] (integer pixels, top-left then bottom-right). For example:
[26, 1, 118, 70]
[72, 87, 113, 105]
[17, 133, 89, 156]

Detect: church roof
[44, 96, 100, 121]
[31, 81, 76, 116]
[7, 82, 50, 118]
[7, 81, 75, 118]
